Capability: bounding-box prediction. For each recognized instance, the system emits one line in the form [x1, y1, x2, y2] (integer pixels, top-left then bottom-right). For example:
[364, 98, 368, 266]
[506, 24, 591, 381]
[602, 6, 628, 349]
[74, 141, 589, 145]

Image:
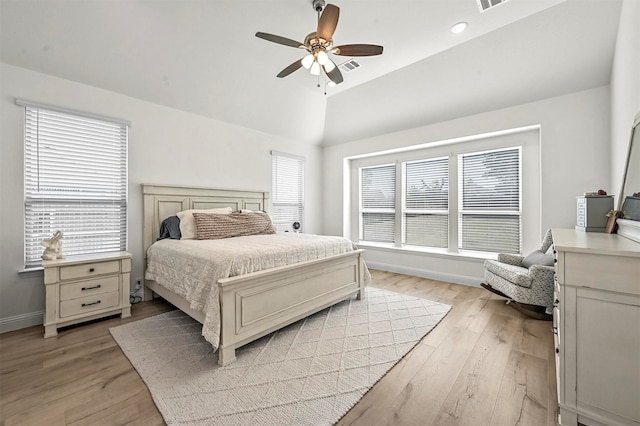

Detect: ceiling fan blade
[255, 32, 304, 49]
[333, 44, 384, 56]
[317, 4, 339, 41]
[323, 61, 343, 85]
[277, 59, 304, 78]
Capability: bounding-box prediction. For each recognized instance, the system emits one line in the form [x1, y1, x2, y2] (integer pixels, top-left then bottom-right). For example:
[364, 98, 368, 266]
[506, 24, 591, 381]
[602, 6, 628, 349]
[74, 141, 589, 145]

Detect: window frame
[359, 163, 397, 244]
[402, 156, 450, 249]
[20, 99, 129, 268]
[458, 146, 522, 255]
[349, 127, 539, 257]
[271, 150, 305, 233]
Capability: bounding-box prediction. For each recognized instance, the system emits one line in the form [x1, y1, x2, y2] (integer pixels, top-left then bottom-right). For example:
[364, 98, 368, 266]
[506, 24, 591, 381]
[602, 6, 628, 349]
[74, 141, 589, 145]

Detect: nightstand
[42, 251, 132, 338]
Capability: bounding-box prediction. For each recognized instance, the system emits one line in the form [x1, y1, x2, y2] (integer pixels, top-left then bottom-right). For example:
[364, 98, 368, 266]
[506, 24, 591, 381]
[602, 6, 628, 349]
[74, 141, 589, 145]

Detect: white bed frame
[142, 184, 366, 366]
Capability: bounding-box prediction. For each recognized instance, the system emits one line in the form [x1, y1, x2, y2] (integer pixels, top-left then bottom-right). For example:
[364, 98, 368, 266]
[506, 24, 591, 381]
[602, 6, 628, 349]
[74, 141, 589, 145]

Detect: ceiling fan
[255, 0, 383, 86]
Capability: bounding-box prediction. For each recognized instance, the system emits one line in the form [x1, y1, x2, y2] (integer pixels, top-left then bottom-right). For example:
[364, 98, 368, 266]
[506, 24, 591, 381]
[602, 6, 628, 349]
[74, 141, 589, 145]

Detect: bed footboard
[217, 249, 366, 366]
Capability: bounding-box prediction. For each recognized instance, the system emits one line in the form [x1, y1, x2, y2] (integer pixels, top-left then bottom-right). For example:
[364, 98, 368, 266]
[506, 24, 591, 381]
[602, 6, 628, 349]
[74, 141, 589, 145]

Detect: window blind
[23, 104, 128, 267]
[360, 164, 395, 243]
[271, 151, 304, 232]
[459, 147, 521, 253]
[404, 157, 448, 248]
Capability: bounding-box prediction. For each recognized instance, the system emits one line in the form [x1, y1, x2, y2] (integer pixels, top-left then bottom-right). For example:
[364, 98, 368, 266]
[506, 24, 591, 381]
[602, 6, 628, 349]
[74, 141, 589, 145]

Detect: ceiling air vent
[476, 0, 510, 12]
[338, 59, 361, 73]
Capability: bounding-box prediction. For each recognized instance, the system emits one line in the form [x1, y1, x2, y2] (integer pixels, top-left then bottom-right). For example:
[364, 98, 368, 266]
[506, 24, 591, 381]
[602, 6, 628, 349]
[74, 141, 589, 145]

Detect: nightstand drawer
[60, 260, 120, 281]
[59, 291, 120, 318]
[59, 276, 119, 301]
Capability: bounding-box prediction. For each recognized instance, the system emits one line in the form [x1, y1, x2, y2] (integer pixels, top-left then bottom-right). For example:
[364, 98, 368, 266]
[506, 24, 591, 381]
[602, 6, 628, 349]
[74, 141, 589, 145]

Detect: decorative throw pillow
[521, 249, 555, 268]
[157, 215, 182, 240]
[193, 211, 276, 240]
[176, 207, 233, 239]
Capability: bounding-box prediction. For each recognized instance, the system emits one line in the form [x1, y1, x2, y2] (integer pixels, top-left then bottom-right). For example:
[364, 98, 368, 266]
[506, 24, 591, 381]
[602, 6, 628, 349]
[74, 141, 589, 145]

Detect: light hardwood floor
[0, 270, 558, 425]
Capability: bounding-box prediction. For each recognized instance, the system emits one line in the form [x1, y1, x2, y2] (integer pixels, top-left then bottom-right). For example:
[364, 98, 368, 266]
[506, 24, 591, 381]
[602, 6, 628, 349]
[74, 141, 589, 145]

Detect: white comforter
[145, 233, 369, 350]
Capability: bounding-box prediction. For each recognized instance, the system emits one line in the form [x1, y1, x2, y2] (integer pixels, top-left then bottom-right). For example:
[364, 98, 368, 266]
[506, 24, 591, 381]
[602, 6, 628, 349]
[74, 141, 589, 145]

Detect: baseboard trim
[0, 310, 43, 334]
[366, 262, 482, 287]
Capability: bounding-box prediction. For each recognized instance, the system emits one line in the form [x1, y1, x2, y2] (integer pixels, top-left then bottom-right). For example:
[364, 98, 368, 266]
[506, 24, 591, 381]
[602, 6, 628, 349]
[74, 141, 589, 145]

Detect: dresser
[42, 251, 132, 337]
[552, 229, 640, 426]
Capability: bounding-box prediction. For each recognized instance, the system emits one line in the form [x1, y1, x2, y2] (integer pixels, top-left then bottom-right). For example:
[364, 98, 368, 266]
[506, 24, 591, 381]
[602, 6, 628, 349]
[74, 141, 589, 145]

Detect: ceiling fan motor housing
[312, 0, 325, 13]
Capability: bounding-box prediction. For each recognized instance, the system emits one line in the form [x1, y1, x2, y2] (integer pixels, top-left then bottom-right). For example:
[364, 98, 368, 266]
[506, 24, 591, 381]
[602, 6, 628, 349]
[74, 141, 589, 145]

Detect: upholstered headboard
[142, 184, 269, 259]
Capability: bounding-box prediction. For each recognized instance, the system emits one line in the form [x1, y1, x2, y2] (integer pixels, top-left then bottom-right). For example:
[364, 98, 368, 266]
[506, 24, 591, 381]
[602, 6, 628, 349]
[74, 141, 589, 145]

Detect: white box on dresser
[42, 251, 132, 338]
[575, 196, 614, 232]
[552, 229, 640, 426]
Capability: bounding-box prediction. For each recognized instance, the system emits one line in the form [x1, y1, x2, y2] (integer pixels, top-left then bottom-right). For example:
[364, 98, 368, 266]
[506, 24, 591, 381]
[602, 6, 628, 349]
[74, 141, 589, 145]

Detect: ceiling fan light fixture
[316, 50, 329, 65]
[310, 61, 321, 75]
[301, 54, 315, 69]
[327, 80, 336, 87]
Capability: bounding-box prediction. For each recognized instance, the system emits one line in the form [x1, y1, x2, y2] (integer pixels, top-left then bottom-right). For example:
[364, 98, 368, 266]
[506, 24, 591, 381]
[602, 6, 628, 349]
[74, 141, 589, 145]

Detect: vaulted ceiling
[0, 0, 623, 146]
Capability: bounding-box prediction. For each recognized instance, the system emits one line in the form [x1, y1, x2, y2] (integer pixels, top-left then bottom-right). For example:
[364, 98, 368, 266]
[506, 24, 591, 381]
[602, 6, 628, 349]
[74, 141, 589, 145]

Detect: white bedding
[145, 233, 370, 350]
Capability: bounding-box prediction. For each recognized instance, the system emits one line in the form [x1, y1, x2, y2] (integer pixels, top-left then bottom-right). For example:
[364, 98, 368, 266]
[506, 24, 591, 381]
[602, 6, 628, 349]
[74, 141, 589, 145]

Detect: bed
[142, 184, 368, 366]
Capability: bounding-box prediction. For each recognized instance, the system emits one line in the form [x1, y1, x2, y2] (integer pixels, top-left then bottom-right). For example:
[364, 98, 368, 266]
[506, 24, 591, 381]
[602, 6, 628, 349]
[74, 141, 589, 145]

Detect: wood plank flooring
[0, 270, 558, 425]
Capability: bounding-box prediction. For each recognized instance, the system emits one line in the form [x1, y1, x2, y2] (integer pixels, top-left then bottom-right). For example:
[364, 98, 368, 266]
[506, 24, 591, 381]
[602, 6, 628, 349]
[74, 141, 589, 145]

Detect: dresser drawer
[59, 276, 119, 301]
[564, 252, 640, 295]
[60, 260, 120, 281]
[59, 291, 120, 318]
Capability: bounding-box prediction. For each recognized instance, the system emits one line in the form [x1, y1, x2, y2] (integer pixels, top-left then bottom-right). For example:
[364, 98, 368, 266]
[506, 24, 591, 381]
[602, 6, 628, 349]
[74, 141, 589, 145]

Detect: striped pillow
[193, 212, 276, 240]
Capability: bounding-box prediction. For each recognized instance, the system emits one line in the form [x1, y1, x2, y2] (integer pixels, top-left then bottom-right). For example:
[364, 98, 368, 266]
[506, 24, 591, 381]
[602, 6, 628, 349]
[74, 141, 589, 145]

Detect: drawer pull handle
[89, 268, 95, 273]
[555, 347, 560, 354]
[551, 327, 558, 335]
[81, 300, 101, 307]
[81, 284, 102, 291]
[554, 299, 560, 307]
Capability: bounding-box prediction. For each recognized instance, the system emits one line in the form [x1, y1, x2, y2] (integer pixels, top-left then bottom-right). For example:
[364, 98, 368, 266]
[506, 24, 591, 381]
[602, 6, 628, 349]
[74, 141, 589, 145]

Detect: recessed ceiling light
[450, 22, 468, 34]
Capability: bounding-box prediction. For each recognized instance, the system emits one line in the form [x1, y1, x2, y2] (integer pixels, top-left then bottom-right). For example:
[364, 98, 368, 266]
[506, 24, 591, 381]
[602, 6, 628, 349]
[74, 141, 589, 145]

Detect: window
[271, 151, 304, 232]
[404, 157, 449, 248]
[22, 101, 129, 267]
[360, 164, 395, 243]
[352, 129, 530, 256]
[459, 147, 521, 253]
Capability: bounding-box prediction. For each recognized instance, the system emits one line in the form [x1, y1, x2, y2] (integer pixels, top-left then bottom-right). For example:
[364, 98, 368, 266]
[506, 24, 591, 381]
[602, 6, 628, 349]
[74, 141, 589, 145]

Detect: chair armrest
[527, 265, 556, 309]
[497, 253, 525, 266]
[529, 264, 556, 279]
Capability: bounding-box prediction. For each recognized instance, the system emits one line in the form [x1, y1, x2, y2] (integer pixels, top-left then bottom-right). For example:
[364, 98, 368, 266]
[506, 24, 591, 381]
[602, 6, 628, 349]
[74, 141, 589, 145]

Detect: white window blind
[360, 164, 395, 243]
[404, 157, 449, 248]
[271, 151, 304, 232]
[23, 103, 128, 267]
[459, 147, 521, 253]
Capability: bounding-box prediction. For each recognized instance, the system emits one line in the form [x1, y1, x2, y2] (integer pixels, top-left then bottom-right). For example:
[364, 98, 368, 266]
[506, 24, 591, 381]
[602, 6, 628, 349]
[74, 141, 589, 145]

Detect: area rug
[110, 287, 451, 425]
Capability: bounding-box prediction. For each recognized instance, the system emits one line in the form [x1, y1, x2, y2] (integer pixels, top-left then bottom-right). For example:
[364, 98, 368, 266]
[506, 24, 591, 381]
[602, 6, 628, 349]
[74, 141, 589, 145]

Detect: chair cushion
[522, 250, 555, 268]
[484, 260, 533, 288]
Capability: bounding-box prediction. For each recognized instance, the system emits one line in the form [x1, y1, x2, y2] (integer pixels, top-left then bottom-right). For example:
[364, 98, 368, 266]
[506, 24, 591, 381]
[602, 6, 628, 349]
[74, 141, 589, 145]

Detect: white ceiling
[0, 0, 623, 146]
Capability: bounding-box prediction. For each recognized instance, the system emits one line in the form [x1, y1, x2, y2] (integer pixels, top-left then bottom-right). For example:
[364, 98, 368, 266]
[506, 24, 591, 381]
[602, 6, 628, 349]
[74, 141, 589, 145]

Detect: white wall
[610, 0, 640, 206]
[323, 86, 611, 284]
[0, 63, 323, 332]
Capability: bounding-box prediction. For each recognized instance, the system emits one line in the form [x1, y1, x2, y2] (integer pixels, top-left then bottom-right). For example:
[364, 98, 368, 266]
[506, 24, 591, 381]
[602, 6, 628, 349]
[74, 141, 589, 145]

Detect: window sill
[18, 267, 44, 279]
[355, 242, 498, 263]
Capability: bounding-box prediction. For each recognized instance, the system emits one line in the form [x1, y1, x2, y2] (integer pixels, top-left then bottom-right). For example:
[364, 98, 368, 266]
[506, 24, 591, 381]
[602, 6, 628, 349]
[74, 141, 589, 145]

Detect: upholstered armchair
[482, 229, 555, 318]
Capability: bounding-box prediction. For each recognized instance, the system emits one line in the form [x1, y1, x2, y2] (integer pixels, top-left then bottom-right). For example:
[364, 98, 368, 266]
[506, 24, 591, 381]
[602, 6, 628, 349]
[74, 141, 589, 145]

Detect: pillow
[193, 211, 276, 240]
[157, 215, 181, 240]
[176, 207, 233, 239]
[521, 250, 555, 268]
